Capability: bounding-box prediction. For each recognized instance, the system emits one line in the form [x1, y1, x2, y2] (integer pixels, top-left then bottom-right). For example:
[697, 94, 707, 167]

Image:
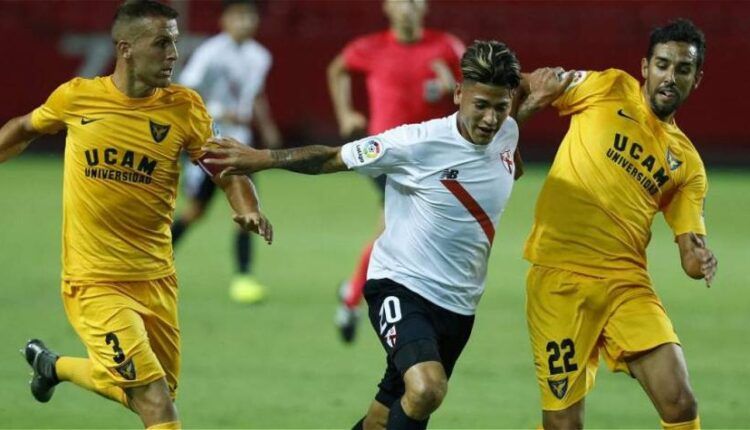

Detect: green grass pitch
[0, 155, 747, 428]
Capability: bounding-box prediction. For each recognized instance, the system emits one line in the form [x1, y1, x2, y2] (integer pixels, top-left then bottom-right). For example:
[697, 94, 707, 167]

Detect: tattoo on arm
[270, 145, 344, 174]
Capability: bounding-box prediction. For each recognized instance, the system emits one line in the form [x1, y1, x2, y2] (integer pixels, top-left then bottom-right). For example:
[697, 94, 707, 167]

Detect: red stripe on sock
[440, 179, 495, 243]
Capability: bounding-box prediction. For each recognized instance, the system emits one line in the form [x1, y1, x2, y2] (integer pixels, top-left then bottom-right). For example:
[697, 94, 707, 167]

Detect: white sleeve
[179, 43, 213, 89]
[340, 126, 414, 177]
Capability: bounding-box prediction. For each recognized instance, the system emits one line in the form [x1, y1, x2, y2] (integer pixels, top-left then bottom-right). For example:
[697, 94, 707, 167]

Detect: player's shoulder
[162, 84, 205, 106]
[424, 29, 463, 46]
[244, 39, 272, 63]
[49, 76, 107, 101]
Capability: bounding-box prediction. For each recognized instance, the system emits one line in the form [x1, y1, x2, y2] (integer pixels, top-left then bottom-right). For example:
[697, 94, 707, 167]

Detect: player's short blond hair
[461, 40, 521, 89]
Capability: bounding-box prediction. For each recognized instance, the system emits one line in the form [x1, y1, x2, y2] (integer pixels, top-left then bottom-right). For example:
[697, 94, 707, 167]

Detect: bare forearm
[0, 115, 40, 163]
[327, 57, 354, 120]
[269, 146, 344, 175]
[514, 95, 547, 127]
[217, 175, 260, 214]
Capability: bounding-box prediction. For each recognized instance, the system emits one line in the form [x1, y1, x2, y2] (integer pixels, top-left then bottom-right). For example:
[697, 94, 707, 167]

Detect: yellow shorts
[61, 274, 180, 398]
[525, 265, 679, 411]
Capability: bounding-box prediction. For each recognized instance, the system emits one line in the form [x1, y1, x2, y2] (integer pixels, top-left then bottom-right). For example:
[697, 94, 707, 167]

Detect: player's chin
[151, 76, 173, 88]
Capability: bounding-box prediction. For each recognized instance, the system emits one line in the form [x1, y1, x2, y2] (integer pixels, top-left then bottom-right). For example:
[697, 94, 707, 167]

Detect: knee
[127, 382, 175, 421]
[404, 376, 447, 415]
[543, 408, 583, 430]
[660, 388, 698, 423]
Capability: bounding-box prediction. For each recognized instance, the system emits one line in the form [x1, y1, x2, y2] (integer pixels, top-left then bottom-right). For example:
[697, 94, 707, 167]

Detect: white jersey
[341, 113, 519, 315]
[179, 33, 272, 146]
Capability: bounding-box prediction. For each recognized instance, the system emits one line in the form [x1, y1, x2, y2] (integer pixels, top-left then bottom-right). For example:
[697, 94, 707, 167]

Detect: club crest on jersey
[149, 119, 171, 143]
[666, 148, 682, 171]
[115, 358, 137, 381]
[547, 376, 569, 400]
[500, 150, 514, 174]
[384, 326, 397, 348]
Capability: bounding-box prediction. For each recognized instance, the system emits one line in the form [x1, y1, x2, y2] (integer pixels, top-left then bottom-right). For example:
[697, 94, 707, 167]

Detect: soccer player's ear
[640, 57, 649, 79]
[453, 83, 462, 106]
[693, 69, 704, 90]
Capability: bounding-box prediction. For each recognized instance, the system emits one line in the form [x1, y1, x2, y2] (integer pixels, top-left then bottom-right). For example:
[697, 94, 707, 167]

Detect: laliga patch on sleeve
[563, 70, 587, 91]
[211, 121, 221, 137]
[349, 139, 384, 166]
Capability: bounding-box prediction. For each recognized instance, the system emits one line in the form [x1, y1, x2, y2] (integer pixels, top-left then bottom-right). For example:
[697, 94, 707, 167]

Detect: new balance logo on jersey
[149, 119, 171, 143]
[441, 169, 459, 180]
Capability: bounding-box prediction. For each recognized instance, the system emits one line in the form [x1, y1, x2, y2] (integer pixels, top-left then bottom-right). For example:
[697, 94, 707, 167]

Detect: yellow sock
[661, 415, 701, 430]
[56, 357, 128, 407]
[147, 421, 181, 430]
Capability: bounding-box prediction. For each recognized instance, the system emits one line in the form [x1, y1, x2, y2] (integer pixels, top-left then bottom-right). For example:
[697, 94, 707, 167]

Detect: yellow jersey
[524, 69, 707, 282]
[31, 76, 213, 282]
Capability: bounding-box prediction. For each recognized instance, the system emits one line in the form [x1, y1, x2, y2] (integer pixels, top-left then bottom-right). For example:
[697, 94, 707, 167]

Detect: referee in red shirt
[328, 0, 465, 344]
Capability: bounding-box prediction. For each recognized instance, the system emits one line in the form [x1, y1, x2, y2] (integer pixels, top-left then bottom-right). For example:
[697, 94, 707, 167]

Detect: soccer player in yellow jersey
[515, 19, 717, 430]
[0, 1, 272, 429]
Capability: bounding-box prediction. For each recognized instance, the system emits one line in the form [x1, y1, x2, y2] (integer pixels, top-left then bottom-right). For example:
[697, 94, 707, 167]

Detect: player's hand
[202, 137, 270, 178]
[425, 59, 456, 102]
[525, 67, 575, 108]
[338, 110, 367, 137]
[689, 232, 717, 287]
[233, 211, 273, 244]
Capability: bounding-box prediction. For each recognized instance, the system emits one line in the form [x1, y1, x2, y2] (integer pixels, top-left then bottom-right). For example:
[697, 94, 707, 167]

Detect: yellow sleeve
[184, 90, 216, 161]
[663, 162, 708, 237]
[30, 81, 70, 134]
[552, 69, 617, 116]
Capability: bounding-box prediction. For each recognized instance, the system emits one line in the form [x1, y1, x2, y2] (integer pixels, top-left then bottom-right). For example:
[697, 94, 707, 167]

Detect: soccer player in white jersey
[171, 0, 281, 303]
[201, 40, 522, 430]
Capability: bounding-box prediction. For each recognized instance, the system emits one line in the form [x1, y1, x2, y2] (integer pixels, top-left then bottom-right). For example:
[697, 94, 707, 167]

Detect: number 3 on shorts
[378, 296, 402, 334]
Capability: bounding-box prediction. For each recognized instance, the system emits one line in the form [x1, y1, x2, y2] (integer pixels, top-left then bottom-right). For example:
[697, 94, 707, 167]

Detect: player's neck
[392, 26, 423, 44]
[111, 66, 157, 98]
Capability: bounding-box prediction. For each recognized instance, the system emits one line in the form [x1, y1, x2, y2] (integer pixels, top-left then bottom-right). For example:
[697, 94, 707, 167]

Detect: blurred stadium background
[0, 1, 748, 428]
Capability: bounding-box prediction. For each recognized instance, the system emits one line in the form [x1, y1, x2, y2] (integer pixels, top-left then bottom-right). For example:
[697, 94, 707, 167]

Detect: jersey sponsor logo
[500, 150, 514, 174]
[666, 148, 683, 171]
[441, 179, 495, 243]
[606, 133, 670, 195]
[83, 148, 157, 184]
[616, 109, 638, 123]
[80, 116, 102, 125]
[149, 119, 171, 143]
[547, 376, 569, 400]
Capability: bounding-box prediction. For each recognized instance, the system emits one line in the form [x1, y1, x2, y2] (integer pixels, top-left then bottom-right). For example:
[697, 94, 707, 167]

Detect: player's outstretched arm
[676, 232, 718, 287]
[513, 68, 575, 126]
[202, 137, 346, 177]
[0, 114, 41, 163]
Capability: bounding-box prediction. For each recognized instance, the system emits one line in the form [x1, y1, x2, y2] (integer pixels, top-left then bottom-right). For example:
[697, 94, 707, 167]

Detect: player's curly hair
[648, 18, 706, 69]
[460, 40, 521, 89]
[112, 0, 178, 40]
